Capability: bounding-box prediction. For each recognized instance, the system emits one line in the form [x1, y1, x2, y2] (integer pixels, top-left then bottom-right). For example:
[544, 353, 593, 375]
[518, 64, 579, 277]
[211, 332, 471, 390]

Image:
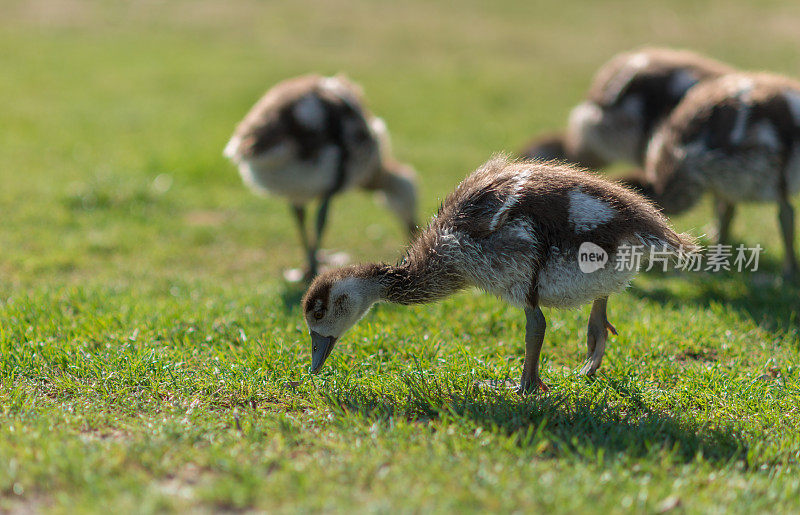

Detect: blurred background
[2, 0, 800, 289]
[2, 3, 800, 510]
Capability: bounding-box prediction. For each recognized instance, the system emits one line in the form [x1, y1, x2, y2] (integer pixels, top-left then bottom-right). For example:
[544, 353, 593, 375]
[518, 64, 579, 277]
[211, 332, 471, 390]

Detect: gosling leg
[580, 297, 617, 376]
[519, 305, 549, 394]
[778, 196, 798, 279]
[305, 194, 334, 279]
[286, 204, 319, 282]
[714, 197, 736, 245]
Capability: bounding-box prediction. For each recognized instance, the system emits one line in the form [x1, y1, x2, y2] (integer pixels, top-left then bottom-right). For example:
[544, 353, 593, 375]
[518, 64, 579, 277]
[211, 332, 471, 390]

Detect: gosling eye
[313, 310, 325, 320]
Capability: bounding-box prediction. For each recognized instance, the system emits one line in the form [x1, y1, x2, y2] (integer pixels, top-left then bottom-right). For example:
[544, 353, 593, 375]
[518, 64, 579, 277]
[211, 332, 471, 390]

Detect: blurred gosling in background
[225, 74, 418, 280]
[521, 47, 733, 168]
[624, 72, 800, 278]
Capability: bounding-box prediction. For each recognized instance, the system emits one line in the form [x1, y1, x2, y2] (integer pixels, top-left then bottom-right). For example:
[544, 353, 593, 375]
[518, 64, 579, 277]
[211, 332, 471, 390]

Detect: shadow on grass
[632, 265, 800, 333]
[322, 372, 747, 466]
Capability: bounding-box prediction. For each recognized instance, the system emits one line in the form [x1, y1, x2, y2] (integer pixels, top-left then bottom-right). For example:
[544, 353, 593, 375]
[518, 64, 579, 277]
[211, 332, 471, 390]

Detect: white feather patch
[223, 135, 241, 160]
[370, 116, 387, 137]
[727, 78, 755, 145]
[293, 95, 326, 130]
[628, 52, 650, 70]
[489, 169, 533, 231]
[735, 76, 755, 96]
[369, 116, 391, 156]
[320, 76, 350, 98]
[717, 74, 753, 99]
[567, 189, 616, 232]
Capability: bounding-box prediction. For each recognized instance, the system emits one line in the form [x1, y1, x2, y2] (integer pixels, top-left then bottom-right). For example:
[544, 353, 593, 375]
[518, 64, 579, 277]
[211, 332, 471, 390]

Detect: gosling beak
[310, 331, 338, 373]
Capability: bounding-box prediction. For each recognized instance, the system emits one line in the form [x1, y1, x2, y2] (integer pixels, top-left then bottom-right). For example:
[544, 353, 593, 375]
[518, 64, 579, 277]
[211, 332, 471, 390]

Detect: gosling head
[566, 98, 644, 165]
[302, 265, 384, 373]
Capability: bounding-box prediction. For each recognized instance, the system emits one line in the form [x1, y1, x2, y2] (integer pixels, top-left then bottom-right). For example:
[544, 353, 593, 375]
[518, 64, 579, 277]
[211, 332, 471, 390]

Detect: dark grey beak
[310, 331, 338, 373]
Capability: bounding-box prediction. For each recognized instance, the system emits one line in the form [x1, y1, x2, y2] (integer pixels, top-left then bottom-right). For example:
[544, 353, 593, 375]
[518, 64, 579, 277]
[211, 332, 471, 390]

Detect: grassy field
[2, 0, 800, 512]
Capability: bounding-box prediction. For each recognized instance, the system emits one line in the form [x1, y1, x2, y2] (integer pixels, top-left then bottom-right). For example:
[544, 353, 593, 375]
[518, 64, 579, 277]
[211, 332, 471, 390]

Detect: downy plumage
[302, 156, 694, 392]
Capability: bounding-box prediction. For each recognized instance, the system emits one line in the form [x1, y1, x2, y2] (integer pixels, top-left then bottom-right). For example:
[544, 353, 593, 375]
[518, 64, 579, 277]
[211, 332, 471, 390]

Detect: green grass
[2, 0, 800, 512]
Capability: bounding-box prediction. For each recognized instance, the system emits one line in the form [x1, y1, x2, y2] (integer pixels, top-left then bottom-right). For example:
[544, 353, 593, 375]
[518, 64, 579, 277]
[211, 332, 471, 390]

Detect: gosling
[302, 156, 694, 393]
[626, 72, 800, 277]
[224, 74, 418, 279]
[522, 48, 733, 167]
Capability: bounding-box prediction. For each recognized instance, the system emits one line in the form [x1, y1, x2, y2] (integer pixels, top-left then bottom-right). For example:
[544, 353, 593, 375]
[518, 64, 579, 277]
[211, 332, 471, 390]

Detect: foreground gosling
[627, 72, 800, 277]
[302, 156, 693, 393]
[523, 48, 733, 167]
[224, 74, 418, 279]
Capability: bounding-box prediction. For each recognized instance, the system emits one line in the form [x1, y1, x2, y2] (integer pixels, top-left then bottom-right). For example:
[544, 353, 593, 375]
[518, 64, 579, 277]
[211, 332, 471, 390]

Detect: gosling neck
[371, 257, 466, 306]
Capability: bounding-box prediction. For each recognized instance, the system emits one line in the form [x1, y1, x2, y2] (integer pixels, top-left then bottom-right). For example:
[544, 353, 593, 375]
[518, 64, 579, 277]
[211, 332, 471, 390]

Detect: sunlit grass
[1, 0, 799, 511]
